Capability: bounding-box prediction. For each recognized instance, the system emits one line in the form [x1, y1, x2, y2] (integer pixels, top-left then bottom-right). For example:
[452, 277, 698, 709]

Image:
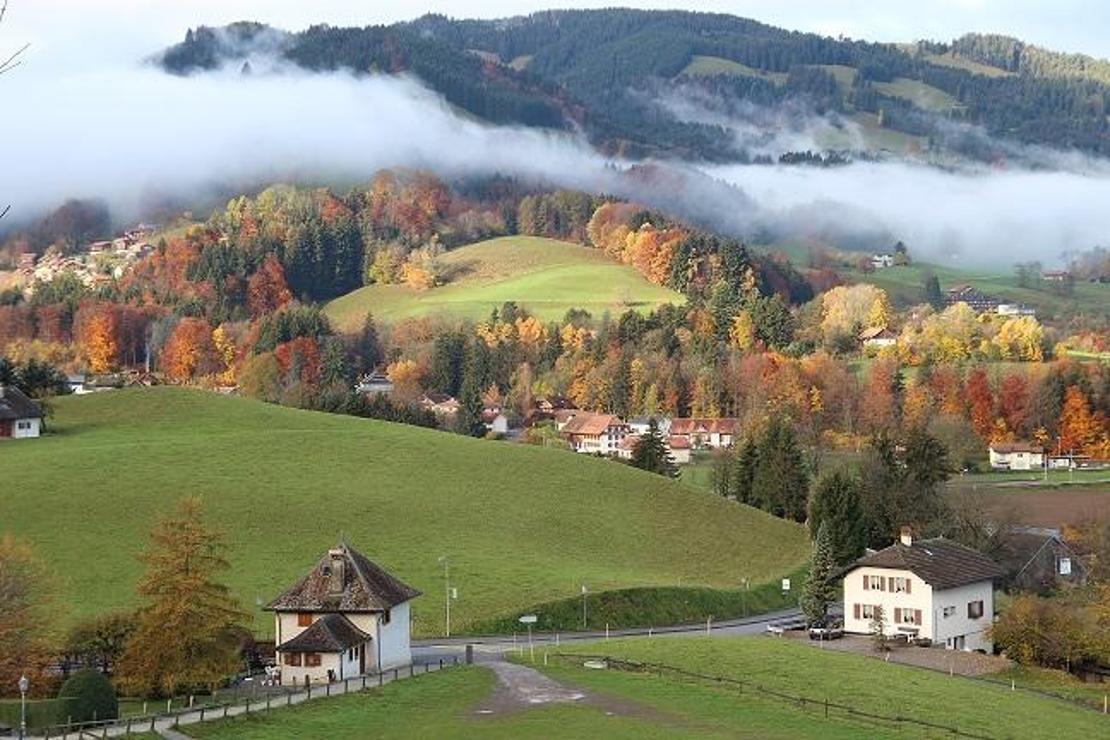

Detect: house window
[284, 653, 302, 666]
[305, 653, 322, 667]
[860, 604, 875, 620]
[867, 575, 885, 591]
[16, 421, 30, 430]
[942, 606, 956, 618]
[381, 609, 392, 626]
[967, 600, 984, 619]
[298, 613, 314, 627]
[896, 608, 922, 625]
[892, 577, 911, 594]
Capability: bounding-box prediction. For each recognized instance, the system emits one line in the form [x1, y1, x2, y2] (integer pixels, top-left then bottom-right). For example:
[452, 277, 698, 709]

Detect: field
[680, 55, 787, 84]
[924, 52, 1014, 78]
[551, 637, 1108, 739]
[873, 77, 962, 112]
[0, 389, 809, 635]
[324, 236, 684, 330]
[845, 261, 1110, 319]
[179, 638, 1107, 739]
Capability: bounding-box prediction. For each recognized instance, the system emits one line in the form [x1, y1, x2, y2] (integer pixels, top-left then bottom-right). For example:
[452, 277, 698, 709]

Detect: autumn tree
[118, 497, 245, 697]
[75, 303, 119, 373]
[1058, 385, 1099, 454]
[161, 317, 220, 382]
[65, 612, 136, 675]
[0, 535, 55, 696]
[964, 367, 995, 441]
[246, 254, 292, 317]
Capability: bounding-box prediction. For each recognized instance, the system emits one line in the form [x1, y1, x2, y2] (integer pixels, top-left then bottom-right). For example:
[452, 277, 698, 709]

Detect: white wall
[377, 601, 413, 670]
[12, 418, 40, 438]
[843, 568, 994, 651]
[279, 652, 340, 687]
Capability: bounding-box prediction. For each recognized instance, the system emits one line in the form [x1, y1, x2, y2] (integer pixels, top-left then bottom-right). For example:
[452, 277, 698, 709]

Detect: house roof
[276, 613, 369, 653]
[421, 392, 455, 405]
[991, 441, 1043, 454]
[858, 326, 893, 341]
[267, 543, 421, 613]
[561, 412, 623, 436]
[670, 418, 739, 435]
[553, 409, 581, 424]
[667, 435, 691, 450]
[618, 435, 641, 451]
[845, 537, 1003, 590]
[0, 385, 42, 421]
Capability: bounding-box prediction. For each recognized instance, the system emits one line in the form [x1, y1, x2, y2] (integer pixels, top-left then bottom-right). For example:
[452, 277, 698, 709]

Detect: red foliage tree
[160, 318, 219, 382]
[246, 255, 292, 317]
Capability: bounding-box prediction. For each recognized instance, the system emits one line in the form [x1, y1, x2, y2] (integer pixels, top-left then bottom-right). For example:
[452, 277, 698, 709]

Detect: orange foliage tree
[161, 318, 220, 382]
[246, 254, 292, 317]
[75, 303, 119, 373]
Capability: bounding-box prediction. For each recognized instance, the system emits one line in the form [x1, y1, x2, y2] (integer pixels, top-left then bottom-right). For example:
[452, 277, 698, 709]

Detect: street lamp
[18, 675, 29, 740]
[438, 556, 451, 637]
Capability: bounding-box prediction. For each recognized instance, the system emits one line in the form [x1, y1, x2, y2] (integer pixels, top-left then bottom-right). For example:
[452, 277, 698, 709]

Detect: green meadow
[0, 389, 808, 636]
[324, 236, 683, 329]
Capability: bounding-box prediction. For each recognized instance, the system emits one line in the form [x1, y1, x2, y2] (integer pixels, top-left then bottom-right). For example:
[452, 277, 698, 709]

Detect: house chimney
[327, 547, 345, 595]
[900, 527, 913, 547]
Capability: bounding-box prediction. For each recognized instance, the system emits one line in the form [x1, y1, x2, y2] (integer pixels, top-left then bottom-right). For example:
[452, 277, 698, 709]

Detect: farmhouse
[945, 284, 1001, 313]
[560, 412, 629, 455]
[0, 385, 43, 439]
[842, 528, 1002, 651]
[355, 371, 393, 396]
[859, 326, 897, 350]
[666, 435, 691, 464]
[997, 529, 1086, 593]
[628, 416, 672, 436]
[420, 393, 459, 418]
[871, 253, 894, 269]
[482, 406, 509, 435]
[268, 543, 421, 686]
[989, 442, 1045, 471]
[669, 418, 739, 449]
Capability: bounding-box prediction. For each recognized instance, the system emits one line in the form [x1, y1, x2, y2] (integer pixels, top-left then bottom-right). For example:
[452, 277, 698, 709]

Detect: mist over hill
[6, 7, 1110, 265]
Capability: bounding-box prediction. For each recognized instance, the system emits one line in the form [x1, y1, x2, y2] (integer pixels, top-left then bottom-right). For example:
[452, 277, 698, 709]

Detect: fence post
[410, 664, 414, 677]
[267, 695, 272, 710]
[606, 623, 610, 641]
[150, 716, 155, 733]
[394, 668, 398, 682]
[824, 698, 828, 719]
[200, 707, 205, 721]
[286, 693, 291, 707]
[362, 675, 367, 690]
[344, 678, 349, 694]
[246, 697, 250, 713]
[142, 701, 147, 715]
[379, 672, 383, 687]
[439, 658, 443, 670]
[326, 682, 330, 697]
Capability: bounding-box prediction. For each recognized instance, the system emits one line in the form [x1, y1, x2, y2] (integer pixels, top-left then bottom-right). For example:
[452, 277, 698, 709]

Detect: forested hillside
[159, 9, 1110, 159]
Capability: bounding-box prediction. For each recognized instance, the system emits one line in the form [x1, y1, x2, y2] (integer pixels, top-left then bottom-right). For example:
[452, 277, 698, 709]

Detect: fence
[28, 657, 461, 739]
[552, 653, 998, 739]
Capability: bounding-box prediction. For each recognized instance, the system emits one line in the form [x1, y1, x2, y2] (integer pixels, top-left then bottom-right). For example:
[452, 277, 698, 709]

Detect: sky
[7, 1, 1110, 61]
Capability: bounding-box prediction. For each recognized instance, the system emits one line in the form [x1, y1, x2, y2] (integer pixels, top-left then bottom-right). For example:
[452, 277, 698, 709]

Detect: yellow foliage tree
[729, 311, 757, 351]
[386, 359, 423, 403]
[212, 325, 237, 385]
[993, 316, 1044, 362]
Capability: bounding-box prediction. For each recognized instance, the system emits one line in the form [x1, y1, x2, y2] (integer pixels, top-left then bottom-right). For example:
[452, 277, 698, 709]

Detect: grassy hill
[0, 389, 808, 635]
[324, 237, 684, 329]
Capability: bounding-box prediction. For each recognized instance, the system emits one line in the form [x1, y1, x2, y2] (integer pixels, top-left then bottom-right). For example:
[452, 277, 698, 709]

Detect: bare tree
[1, 0, 29, 220]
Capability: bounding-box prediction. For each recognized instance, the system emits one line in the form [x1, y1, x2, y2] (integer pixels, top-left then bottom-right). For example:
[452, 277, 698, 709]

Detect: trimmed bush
[57, 669, 117, 723]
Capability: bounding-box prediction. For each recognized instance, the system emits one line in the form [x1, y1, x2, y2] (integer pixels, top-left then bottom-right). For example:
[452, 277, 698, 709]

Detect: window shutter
[863, 574, 869, 590]
[894, 607, 902, 623]
[887, 577, 894, 592]
[915, 609, 922, 625]
[905, 578, 911, 594]
[854, 603, 861, 620]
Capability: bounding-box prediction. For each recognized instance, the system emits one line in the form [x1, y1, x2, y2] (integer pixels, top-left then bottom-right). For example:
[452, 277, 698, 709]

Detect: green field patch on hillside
[325, 236, 683, 329]
[924, 52, 1014, 78]
[0, 389, 808, 636]
[681, 55, 787, 84]
[874, 77, 962, 112]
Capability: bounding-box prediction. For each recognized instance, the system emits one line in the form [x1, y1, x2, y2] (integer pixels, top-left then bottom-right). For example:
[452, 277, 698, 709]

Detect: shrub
[57, 669, 117, 723]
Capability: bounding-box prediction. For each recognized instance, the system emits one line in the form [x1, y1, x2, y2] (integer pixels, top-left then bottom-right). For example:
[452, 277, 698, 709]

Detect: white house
[267, 543, 421, 687]
[483, 408, 509, 435]
[0, 385, 43, 439]
[560, 412, 629, 455]
[859, 326, 898, 350]
[842, 529, 1002, 652]
[355, 371, 393, 396]
[989, 442, 1045, 471]
[628, 416, 672, 436]
[669, 418, 739, 449]
[871, 253, 895, 269]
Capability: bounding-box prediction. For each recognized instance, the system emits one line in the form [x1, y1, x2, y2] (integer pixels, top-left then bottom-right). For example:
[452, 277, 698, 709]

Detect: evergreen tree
[629, 419, 678, 478]
[750, 418, 809, 521]
[355, 313, 383, 374]
[731, 436, 758, 504]
[923, 272, 944, 309]
[118, 497, 246, 697]
[429, 331, 467, 397]
[801, 522, 837, 625]
[808, 471, 868, 565]
[455, 340, 490, 437]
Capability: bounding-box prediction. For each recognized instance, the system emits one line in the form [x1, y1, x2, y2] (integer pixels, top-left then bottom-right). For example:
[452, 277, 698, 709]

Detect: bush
[57, 670, 117, 723]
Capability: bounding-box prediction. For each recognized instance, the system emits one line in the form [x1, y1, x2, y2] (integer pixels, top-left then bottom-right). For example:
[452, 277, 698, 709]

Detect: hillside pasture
[680, 55, 787, 84]
[874, 77, 962, 112]
[324, 236, 683, 329]
[0, 389, 809, 635]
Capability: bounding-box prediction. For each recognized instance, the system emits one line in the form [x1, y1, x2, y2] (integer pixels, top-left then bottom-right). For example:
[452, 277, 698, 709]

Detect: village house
[267, 543, 421, 687]
[560, 412, 629, 455]
[945, 285, 1001, 313]
[842, 528, 1002, 651]
[1041, 269, 1070, 283]
[482, 406, 509, 435]
[989, 442, 1045, 471]
[871, 253, 894, 269]
[996, 528, 1086, 593]
[859, 326, 897, 350]
[553, 409, 583, 431]
[996, 303, 1036, 318]
[420, 392, 459, 418]
[667, 435, 692, 464]
[669, 418, 739, 449]
[355, 370, 393, 396]
[0, 385, 43, 439]
[628, 416, 672, 436]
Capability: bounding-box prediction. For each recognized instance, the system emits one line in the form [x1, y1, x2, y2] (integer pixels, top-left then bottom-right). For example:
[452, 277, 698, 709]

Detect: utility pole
[438, 556, 451, 637]
[18, 675, 28, 740]
[581, 584, 588, 629]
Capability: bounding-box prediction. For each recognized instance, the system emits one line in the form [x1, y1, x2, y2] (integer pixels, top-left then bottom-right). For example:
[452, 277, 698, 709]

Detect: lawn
[874, 77, 962, 113]
[324, 236, 684, 329]
[0, 389, 809, 636]
[186, 663, 886, 740]
[924, 52, 1014, 78]
[550, 637, 1108, 739]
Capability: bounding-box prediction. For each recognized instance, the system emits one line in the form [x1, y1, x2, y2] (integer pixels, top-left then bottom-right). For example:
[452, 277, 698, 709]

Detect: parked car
[808, 619, 844, 641]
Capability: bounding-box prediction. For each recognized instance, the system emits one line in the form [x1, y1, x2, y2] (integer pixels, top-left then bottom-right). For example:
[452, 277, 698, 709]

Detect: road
[412, 606, 817, 664]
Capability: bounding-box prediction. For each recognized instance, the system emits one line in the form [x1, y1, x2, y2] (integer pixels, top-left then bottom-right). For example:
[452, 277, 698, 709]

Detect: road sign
[781, 578, 791, 592]
[519, 614, 538, 624]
